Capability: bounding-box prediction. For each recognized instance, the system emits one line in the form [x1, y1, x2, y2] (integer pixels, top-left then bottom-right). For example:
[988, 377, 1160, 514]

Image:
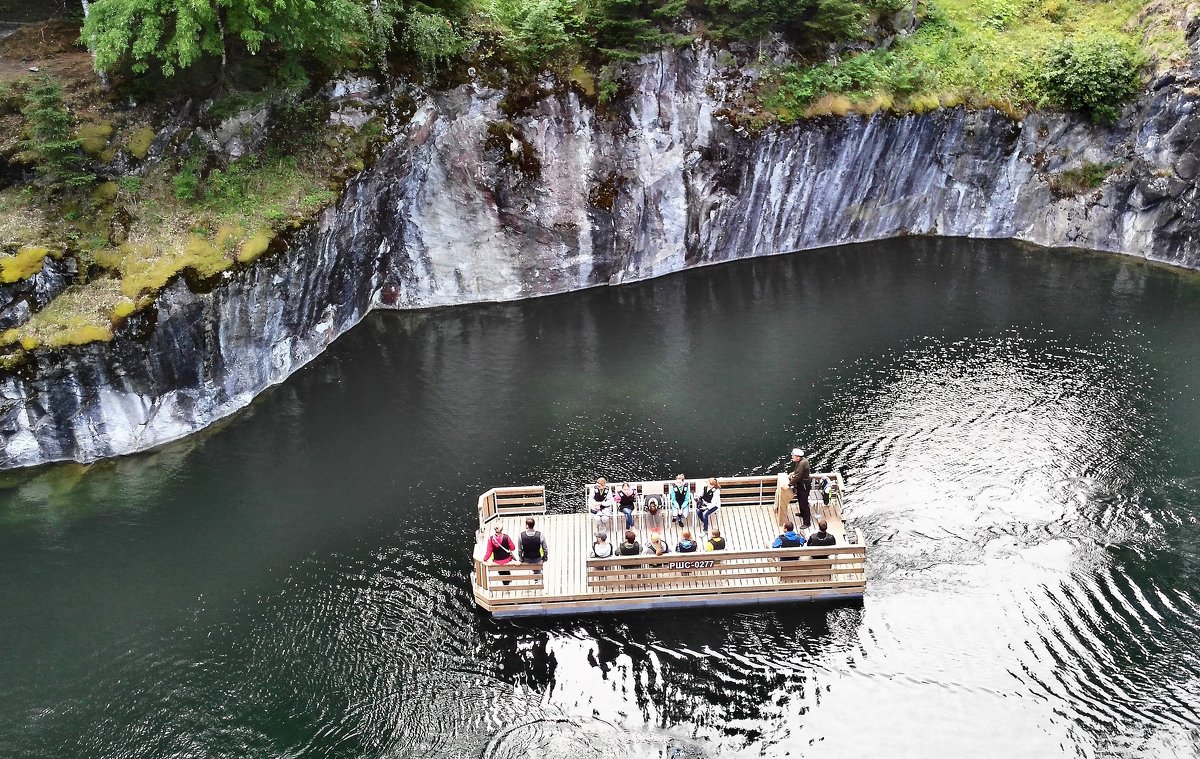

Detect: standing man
[789, 448, 812, 529]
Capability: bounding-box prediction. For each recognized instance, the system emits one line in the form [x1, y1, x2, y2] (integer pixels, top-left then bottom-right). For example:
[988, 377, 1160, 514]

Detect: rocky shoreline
[3, 36, 1200, 469]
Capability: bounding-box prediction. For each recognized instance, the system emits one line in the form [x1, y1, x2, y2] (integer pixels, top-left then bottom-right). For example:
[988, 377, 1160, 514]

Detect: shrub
[1043, 33, 1140, 124]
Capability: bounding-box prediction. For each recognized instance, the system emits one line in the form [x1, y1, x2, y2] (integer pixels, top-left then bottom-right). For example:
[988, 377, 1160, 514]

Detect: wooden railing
[474, 560, 546, 592]
[584, 545, 866, 597]
[477, 486, 546, 527]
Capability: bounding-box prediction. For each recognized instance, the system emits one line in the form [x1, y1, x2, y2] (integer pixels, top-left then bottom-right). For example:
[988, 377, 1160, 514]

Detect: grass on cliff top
[761, 0, 1189, 121]
[0, 127, 354, 352]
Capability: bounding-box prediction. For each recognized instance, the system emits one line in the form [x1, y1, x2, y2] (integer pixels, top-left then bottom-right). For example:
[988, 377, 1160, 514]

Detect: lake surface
[1, 237, 1199, 758]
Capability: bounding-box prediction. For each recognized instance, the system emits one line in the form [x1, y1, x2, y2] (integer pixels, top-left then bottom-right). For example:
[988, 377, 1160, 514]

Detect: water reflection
[3, 239, 1200, 758]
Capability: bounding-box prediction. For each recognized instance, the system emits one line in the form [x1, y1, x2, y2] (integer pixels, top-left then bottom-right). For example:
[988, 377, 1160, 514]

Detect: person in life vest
[773, 521, 806, 563]
[676, 530, 698, 553]
[668, 473, 692, 526]
[591, 531, 614, 558]
[705, 529, 726, 551]
[483, 524, 517, 585]
[518, 517, 548, 574]
[643, 496, 664, 533]
[788, 448, 812, 528]
[590, 477, 614, 533]
[805, 518, 836, 555]
[616, 530, 642, 556]
[644, 531, 670, 556]
[616, 482, 637, 529]
[697, 477, 721, 531]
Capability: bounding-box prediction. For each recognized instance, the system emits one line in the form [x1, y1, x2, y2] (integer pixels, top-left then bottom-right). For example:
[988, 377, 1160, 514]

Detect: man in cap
[788, 447, 812, 529]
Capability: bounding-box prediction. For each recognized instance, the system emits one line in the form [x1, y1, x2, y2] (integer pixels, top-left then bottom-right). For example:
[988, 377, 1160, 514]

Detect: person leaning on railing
[483, 524, 516, 585]
[518, 517, 548, 574]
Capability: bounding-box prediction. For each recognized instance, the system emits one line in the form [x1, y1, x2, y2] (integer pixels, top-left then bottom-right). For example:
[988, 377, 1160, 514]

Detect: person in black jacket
[518, 517, 549, 573]
[788, 448, 812, 528]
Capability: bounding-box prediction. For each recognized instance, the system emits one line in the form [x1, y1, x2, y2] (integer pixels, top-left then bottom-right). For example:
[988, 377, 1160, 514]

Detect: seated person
[616, 530, 642, 556]
[589, 477, 614, 533]
[668, 473, 692, 526]
[773, 521, 806, 554]
[644, 531, 670, 557]
[675, 530, 698, 553]
[705, 529, 726, 551]
[805, 518, 837, 560]
[643, 496, 665, 533]
[483, 524, 516, 585]
[591, 531, 614, 558]
[616, 482, 638, 530]
[697, 477, 721, 531]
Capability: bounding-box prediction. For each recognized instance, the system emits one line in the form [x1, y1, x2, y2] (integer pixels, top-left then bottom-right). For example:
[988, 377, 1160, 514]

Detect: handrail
[586, 544, 865, 568]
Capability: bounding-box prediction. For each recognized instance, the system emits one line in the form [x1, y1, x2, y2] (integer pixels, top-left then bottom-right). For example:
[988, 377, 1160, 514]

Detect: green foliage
[1049, 161, 1119, 194]
[590, 0, 668, 59]
[1043, 33, 1140, 124]
[765, 49, 929, 114]
[173, 157, 201, 201]
[703, 0, 871, 47]
[82, 0, 399, 76]
[488, 0, 581, 68]
[117, 176, 143, 194]
[404, 8, 469, 73]
[20, 79, 95, 191]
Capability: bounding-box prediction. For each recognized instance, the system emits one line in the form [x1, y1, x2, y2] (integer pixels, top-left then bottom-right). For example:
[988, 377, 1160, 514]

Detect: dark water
[2, 238, 1199, 758]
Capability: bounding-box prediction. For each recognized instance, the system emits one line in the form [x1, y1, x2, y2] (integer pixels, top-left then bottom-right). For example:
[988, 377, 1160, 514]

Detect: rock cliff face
[4, 41, 1200, 468]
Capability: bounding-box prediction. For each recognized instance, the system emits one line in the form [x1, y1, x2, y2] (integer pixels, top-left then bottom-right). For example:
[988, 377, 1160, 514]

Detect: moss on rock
[0, 245, 50, 283]
[77, 121, 114, 156]
[237, 228, 273, 263]
[127, 126, 156, 159]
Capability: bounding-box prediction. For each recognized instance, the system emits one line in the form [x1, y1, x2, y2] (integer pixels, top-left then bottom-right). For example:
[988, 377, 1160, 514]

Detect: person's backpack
[592, 541, 613, 558]
[617, 541, 641, 556]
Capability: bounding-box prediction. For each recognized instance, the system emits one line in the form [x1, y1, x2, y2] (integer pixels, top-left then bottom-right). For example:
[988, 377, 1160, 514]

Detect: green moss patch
[127, 126, 156, 159]
[237, 228, 274, 263]
[2, 278, 121, 349]
[0, 245, 50, 283]
[77, 121, 114, 156]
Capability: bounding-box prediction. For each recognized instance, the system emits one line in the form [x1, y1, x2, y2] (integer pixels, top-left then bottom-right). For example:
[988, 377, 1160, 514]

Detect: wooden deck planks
[476, 500, 861, 606]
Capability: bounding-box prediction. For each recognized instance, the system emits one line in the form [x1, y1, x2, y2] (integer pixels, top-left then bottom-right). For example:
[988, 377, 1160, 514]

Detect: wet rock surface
[5, 42, 1200, 468]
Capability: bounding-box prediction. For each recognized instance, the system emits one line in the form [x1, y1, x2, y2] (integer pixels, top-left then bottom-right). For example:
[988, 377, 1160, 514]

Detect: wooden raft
[471, 473, 866, 617]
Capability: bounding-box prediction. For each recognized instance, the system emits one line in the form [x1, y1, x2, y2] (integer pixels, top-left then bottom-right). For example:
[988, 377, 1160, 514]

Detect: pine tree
[21, 79, 95, 191]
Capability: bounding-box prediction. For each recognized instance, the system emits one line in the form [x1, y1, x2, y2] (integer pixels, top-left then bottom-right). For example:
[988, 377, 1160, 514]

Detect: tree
[590, 0, 668, 59]
[81, 0, 397, 78]
[21, 79, 95, 191]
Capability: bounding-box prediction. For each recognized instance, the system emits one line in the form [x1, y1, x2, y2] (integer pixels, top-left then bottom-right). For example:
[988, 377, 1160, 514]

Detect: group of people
[588, 474, 723, 534]
[483, 447, 838, 580]
[590, 527, 727, 558]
